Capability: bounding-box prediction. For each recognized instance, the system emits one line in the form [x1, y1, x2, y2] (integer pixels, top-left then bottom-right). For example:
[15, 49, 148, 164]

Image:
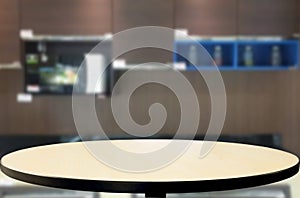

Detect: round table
[1, 140, 299, 198]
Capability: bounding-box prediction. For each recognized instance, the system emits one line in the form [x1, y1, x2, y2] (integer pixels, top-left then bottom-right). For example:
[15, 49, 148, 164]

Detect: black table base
[145, 192, 166, 198]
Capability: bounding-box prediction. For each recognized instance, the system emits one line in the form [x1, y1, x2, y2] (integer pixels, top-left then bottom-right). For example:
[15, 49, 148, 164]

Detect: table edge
[1, 160, 299, 194]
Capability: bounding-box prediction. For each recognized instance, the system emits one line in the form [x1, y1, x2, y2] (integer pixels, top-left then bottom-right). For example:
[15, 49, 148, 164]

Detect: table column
[145, 192, 166, 198]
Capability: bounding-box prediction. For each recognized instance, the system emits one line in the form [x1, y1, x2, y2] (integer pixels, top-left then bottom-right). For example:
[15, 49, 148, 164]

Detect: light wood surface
[1, 140, 298, 182]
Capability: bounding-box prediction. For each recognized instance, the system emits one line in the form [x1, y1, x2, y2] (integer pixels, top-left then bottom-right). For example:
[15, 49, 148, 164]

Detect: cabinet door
[21, 0, 112, 35]
[0, 0, 19, 62]
[113, 0, 174, 64]
[0, 72, 10, 132]
[238, 0, 297, 36]
[298, 0, 300, 33]
[175, 0, 237, 35]
[113, 0, 174, 32]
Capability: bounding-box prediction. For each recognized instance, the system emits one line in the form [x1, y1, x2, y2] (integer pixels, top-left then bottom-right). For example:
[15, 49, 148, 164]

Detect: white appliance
[85, 53, 107, 94]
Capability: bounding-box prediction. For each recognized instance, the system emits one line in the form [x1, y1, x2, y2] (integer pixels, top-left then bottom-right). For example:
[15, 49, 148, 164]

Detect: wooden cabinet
[238, 0, 297, 36]
[113, 0, 174, 32]
[112, 0, 174, 64]
[298, 0, 300, 33]
[20, 0, 112, 35]
[0, 0, 20, 62]
[0, 72, 10, 132]
[0, 0, 20, 132]
[175, 0, 238, 35]
[175, 0, 297, 36]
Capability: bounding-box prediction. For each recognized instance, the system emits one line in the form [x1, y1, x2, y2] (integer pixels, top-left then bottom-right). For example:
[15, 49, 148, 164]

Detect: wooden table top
[1, 139, 299, 194]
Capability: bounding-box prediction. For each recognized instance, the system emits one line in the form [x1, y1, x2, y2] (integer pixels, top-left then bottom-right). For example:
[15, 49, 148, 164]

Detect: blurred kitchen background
[1, 0, 300, 197]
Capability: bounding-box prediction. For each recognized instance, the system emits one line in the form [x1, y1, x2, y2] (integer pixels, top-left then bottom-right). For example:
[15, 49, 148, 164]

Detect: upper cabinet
[0, 0, 20, 62]
[20, 0, 112, 35]
[113, 0, 174, 32]
[175, 0, 238, 35]
[112, 0, 174, 64]
[238, 0, 297, 36]
[298, 0, 300, 33]
[175, 0, 297, 36]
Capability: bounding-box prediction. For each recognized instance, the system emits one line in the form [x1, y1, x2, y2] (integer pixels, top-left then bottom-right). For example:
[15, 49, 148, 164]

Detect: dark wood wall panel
[222, 72, 281, 134]
[5, 70, 46, 134]
[113, 0, 174, 32]
[0, 0, 19, 62]
[175, 0, 237, 35]
[277, 70, 300, 153]
[44, 97, 76, 135]
[238, 0, 297, 35]
[112, 0, 174, 64]
[2, 69, 300, 155]
[298, 0, 300, 33]
[20, 0, 112, 35]
[0, 72, 10, 132]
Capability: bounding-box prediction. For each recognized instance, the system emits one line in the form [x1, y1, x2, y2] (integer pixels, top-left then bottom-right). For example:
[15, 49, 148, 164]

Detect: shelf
[113, 64, 173, 71]
[175, 41, 235, 69]
[21, 34, 112, 42]
[174, 39, 299, 71]
[179, 66, 297, 71]
[236, 66, 298, 71]
[23, 38, 112, 95]
[185, 66, 234, 71]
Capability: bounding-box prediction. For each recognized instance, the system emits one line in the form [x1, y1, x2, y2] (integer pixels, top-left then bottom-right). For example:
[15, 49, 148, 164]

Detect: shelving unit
[237, 40, 299, 70]
[174, 40, 235, 70]
[174, 39, 299, 71]
[22, 36, 112, 95]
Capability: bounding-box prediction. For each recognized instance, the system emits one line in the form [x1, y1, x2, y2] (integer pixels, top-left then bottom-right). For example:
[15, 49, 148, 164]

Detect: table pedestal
[145, 192, 166, 198]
